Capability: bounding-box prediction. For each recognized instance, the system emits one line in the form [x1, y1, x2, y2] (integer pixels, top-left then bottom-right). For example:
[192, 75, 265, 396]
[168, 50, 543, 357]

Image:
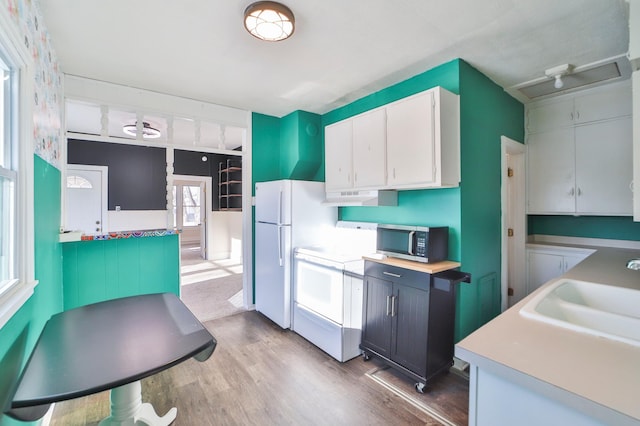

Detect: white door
[199, 181, 206, 259]
[65, 165, 107, 235]
[501, 137, 526, 309]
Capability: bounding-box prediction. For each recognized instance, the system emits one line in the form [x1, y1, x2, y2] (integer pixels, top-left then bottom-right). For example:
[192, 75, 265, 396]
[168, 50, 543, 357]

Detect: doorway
[501, 136, 526, 310]
[173, 177, 208, 259]
[173, 174, 246, 322]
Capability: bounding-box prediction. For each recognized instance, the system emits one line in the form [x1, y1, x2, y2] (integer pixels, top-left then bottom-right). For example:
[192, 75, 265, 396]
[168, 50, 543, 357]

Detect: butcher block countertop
[362, 255, 461, 274]
[455, 247, 640, 423]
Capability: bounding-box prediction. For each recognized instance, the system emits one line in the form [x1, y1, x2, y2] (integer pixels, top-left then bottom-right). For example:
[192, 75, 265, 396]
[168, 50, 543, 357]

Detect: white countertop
[455, 246, 640, 421]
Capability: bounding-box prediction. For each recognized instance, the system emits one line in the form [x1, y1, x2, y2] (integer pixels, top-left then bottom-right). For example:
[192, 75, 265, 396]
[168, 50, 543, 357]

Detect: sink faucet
[627, 259, 640, 271]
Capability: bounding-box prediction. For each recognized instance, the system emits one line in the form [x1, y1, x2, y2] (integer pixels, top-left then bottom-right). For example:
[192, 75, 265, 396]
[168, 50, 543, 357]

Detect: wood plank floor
[50, 311, 468, 425]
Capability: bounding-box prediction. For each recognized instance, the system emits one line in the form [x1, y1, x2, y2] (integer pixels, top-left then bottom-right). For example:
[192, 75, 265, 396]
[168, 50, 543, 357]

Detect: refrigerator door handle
[278, 190, 283, 225]
[278, 226, 284, 266]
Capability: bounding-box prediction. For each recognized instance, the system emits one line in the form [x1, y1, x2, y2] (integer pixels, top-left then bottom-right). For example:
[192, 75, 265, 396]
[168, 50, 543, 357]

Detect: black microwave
[376, 224, 448, 263]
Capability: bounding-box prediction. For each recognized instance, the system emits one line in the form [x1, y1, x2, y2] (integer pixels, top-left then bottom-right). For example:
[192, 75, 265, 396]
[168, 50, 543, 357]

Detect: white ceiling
[39, 0, 630, 118]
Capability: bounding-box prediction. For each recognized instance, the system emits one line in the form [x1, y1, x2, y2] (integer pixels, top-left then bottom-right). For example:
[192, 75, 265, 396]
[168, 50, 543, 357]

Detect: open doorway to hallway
[173, 169, 246, 322]
[179, 243, 246, 322]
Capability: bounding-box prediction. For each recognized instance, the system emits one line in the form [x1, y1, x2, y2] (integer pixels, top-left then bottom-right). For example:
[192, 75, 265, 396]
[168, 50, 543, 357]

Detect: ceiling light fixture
[122, 121, 161, 139]
[545, 64, 574, 90]
[244, 1, 295, 42]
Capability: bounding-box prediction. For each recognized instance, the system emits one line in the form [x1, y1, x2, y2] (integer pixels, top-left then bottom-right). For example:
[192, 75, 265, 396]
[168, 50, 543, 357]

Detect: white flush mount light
[122, 121, 161, 139]
[545, 64, 574, 89]
[244, 1, 295, 42]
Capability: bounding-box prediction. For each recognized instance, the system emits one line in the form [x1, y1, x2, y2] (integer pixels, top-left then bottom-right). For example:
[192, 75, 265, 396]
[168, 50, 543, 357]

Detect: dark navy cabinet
[361, 260, 463, 392]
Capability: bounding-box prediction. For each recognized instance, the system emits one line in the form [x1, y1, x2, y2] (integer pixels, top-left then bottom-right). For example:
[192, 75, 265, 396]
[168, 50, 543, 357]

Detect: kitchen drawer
[293, 303, 361, 362]
[364, 261, 430, 290]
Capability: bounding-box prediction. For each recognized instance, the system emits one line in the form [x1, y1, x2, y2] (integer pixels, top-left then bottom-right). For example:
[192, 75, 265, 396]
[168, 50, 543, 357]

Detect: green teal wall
[62, 235, 180, 310]
[252, 111, 323, 186]
[0, 155, 63, 426]
[457, 60, 524, 338]
[279, 111, 323, 180]
[528, 215, 640, 240]
[252, 113, 282, 186]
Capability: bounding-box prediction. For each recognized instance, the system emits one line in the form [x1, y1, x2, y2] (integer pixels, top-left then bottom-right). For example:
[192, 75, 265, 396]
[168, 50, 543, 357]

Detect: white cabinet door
[527, 252, 563, 294]
[562, 253, 587, 272]
[526, 99, 574, 133]
[573, 85, 632, 124]
[352, 108, 386, 188]
[575, 117, 633, 215]
[526, 128, 575, 214]
[386, 91, 435, 187]
[325, 119, 353, 191]
[526, 246, 593, 295]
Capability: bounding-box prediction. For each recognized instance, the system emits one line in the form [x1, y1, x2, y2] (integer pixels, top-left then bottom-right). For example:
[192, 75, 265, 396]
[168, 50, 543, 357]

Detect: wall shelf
[218, 159, 242, 211]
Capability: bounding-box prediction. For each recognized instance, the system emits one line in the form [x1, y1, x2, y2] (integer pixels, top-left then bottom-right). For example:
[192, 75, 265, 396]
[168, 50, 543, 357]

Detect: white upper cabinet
[526, 83, 632, 132]
[325, 119, 353, 191]
[526, 81, 633, 216]
[324, 86, 460, 192]
[527, 128, 575, 214]
[386, 91, 436, 187]
[526, 99, 574, 133]
[352, 108, 387, 189]
[574, 117, 633, 214]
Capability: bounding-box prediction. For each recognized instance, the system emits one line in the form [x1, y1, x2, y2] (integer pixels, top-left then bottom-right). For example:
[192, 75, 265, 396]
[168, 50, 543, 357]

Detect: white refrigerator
[255, 180, 337, 329]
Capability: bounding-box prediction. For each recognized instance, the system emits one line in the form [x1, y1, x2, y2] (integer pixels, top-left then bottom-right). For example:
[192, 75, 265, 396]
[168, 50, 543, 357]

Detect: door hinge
[507, 228, 514, 237]
[507, 287, 514, 296]
[507, 167, 514, 177]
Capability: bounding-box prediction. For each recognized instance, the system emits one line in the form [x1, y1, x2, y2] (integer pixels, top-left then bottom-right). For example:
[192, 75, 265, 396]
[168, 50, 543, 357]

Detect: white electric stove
[292, 222, 376, 362]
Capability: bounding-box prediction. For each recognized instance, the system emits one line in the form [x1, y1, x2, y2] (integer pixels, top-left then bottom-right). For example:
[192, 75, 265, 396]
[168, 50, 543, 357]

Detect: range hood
[323, 190, 398, 207]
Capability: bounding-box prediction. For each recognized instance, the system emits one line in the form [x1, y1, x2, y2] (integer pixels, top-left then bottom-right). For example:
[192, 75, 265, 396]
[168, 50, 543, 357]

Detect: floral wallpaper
[6, 0, 63, 169]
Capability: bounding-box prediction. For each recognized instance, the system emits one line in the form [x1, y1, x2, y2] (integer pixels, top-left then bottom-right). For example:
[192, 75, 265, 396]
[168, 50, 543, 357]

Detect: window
[172, 184, 202, 228]
[182, 186, 201, 227]
[66, 175, 93, 189]
[0, 19, 37, 329]
[0, 48, 18, 293]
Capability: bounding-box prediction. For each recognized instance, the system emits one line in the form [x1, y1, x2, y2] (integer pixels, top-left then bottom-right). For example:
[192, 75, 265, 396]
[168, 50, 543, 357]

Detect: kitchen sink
[520, 279, 640, 347]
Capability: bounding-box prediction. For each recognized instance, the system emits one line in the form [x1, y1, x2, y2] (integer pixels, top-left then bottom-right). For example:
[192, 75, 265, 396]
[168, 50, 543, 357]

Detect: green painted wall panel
[1, 155, 63, 426]
[62, 235, 180, 310]
[457, 61, 524, 339]
[528, 215, 640, 241]
[339, 188, 462, 261]
[251, 113, 282, 186]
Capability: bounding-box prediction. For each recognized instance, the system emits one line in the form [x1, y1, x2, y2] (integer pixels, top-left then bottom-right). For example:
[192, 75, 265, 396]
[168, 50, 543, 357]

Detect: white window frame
[0, 9, 37, 329]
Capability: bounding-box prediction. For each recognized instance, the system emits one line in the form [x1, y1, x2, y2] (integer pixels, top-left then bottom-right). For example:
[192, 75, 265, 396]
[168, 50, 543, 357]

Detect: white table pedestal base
[98, 381, 177, 426]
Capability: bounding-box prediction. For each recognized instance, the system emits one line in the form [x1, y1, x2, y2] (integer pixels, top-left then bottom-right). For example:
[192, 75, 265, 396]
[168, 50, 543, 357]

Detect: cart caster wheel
[363, 353, 372, 361]
[415, 382, 426, 394]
